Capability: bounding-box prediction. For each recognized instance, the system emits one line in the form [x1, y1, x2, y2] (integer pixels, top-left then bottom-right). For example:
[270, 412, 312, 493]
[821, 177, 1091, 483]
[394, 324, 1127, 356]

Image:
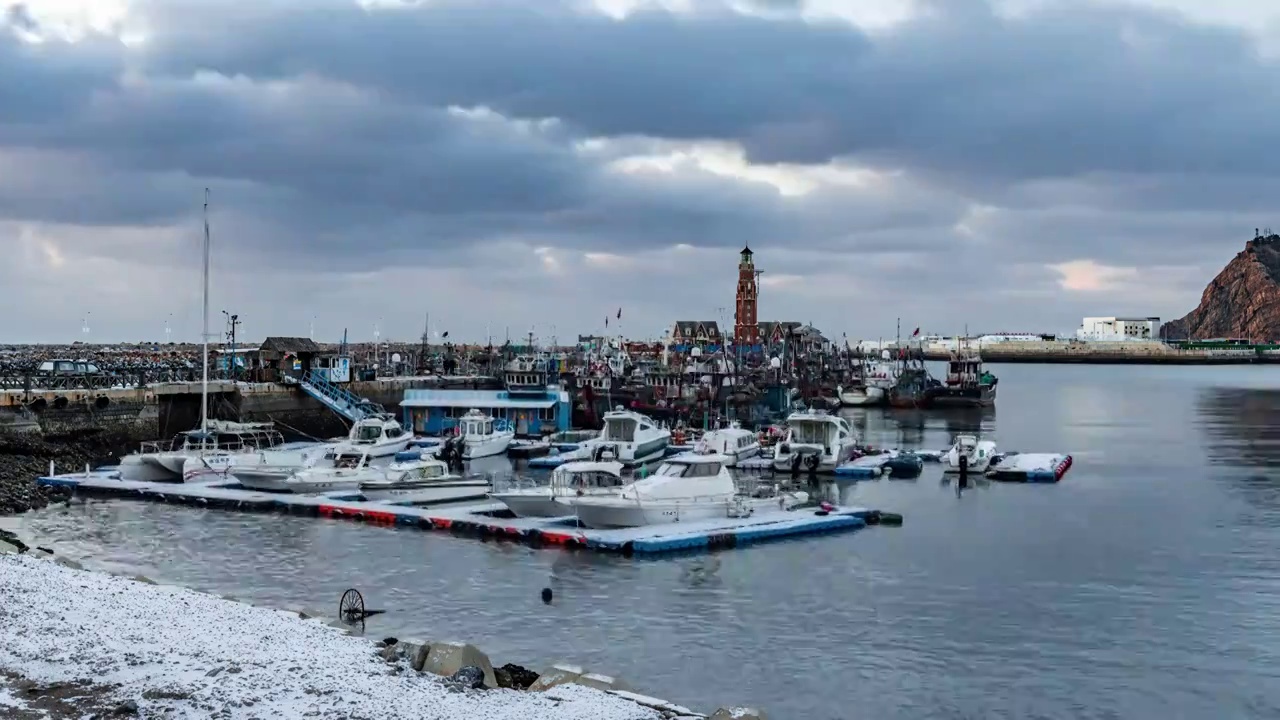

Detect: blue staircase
[298, 370, 386, 423]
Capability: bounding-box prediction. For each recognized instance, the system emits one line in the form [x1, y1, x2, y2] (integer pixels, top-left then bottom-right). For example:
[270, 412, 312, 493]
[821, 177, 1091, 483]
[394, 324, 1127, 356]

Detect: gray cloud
[0, 0, 1271, 341]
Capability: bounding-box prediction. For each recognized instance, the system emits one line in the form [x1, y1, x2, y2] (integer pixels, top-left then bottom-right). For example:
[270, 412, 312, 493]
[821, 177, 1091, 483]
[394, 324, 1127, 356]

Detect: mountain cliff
[1161, 232, 1280, 342]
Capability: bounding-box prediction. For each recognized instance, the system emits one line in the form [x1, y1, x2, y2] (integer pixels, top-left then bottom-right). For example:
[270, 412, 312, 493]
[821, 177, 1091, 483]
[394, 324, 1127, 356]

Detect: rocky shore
[0, 541, 767, 720]
[0, 429, 139, 515]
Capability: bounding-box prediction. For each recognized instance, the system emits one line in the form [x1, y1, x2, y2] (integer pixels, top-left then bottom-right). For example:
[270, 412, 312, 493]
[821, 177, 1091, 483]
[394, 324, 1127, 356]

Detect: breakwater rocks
[0, 429, 142, 515]
[0, 547, 769, 719]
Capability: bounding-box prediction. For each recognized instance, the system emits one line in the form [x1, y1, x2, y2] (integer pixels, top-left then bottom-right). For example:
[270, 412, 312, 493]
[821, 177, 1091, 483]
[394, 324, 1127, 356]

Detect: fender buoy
[52, 396, 68, 410]
[94, 396, 110, 409]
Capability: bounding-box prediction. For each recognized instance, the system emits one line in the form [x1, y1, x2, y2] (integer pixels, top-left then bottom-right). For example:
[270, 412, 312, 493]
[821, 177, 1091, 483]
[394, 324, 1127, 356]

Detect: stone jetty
[0, 545, 768, 719]
[0, 431, 133, 515]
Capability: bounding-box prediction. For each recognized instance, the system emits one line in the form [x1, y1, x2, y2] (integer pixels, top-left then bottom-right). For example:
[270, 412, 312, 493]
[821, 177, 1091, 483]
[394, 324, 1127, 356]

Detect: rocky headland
[1161, 232, 1280, 342]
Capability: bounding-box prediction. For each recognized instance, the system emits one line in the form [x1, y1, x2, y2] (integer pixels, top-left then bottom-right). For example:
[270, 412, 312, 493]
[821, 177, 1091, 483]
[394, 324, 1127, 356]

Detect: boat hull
[572, 495, 798, 529]
[462, 431, 514, 460]
[361, 480, 490, 505]
[117, 454, 182, 483]
[839, 387, 884, 407]
[282, 478, 365, 495]
[772, 443, 857, 473]
[489, 491, 571, 518]
[232, 468, 296, 492]
[928, 384, 997, 408]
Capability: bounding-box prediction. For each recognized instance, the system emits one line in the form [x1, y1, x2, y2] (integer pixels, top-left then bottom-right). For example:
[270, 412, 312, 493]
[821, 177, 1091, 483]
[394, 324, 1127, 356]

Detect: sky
[3, 0, 1279, 345]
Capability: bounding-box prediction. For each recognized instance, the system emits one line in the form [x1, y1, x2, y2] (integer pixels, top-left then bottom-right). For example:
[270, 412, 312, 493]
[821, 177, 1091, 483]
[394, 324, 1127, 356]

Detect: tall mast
[200, 188, 210, 435]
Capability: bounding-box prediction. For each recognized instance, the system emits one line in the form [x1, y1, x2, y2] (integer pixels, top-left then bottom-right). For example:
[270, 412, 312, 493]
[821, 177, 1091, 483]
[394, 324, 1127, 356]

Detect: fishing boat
[942, 434, 998, 473]
[926, 347, 998, 408]
[346, 414, 414, 458]
[456, 409, 515, 459]
[698, 422, 761, 467]
[359, 453, 489, 504]
[571, 453, 808, 529]
[219, 414, 409, 487]
[578, 407, 670, 466]
[771, 410, 859, 473]
[488, 459, 626, 517]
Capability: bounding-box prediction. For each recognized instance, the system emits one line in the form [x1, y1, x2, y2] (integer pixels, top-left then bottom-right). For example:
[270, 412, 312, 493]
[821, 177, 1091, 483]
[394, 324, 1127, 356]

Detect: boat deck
[35, 472, 893, 556]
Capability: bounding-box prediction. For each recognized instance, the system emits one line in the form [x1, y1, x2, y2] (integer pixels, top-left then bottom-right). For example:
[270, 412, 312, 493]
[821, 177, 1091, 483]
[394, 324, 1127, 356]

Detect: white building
[1076, 317, 1161, 342]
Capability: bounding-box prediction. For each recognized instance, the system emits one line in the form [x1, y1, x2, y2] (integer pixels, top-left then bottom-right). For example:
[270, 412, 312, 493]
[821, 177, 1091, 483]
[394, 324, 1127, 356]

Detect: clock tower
[733, 245, 759, 345]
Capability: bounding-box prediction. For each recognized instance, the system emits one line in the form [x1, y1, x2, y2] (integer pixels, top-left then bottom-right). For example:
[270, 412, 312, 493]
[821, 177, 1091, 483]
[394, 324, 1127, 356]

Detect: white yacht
[359, 454, 489, 504]
[572, 453, 809, 529]
[697, 422, 761, 467]
[942, 434, 998, 474]
[772, 410, 859, 473]
[488, 459, 625, 518]
[275, 448, 382, 494]
[579, 408, 670, 466]
[215, 414, 407, 487]
[119, 421, 285, 482]
[346, 414, 413, 459]
[456, 409, 515, 459]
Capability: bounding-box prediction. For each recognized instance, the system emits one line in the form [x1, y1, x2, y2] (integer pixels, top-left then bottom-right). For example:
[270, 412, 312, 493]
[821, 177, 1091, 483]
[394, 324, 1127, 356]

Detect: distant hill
[1161, 232, 1280, 342]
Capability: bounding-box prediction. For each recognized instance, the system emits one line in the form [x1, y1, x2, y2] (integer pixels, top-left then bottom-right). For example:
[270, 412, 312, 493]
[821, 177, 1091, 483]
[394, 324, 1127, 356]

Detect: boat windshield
[335, 454, 362, 469]
[354, 423, 383, 442]
[652, 462, 688, 477]
[790, 421, 829, 445]
[416, 464, 446, 479]
[560, 470, 623, 488]
[603, 417, 637, 442]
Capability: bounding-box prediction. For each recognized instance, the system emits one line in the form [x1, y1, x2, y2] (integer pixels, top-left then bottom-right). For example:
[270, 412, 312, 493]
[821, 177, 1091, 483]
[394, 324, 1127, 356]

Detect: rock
[0, 539, 19, 555]
[709, 707, 767, 720]
[112, 699, 140, 715]
[493, 666, 513, 689]
[378, 645, 399, 663]
[409, 642, 431, 672]
[419, 641, 496, 689]
[132, 575, 157, 585]
[498, 663, 539, 690]
[573, 672, 632, 693]
[528, 663, 585, 692]
[54, 556, 84, 570]
[381, 637, 399, 647]
[448, 665, 486, 690]
[1163, 232, 1280, 341]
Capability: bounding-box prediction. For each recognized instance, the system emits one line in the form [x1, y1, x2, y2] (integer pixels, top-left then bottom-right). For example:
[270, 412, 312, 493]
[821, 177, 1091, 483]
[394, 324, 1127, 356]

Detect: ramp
[298, 370, 385, 423]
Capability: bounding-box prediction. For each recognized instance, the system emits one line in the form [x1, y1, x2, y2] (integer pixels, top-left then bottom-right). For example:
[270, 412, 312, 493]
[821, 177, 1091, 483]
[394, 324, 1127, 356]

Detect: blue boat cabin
[401, 386, 572, 437]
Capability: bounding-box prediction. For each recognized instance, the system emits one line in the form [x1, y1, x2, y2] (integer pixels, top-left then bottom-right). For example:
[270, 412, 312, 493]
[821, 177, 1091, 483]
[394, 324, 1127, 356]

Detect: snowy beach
[0, 553, 665, 719]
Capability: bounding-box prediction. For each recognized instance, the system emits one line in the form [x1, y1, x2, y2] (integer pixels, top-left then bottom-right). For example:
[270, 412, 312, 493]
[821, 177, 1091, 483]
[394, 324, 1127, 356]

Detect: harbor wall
[922, 340, 1280, 364]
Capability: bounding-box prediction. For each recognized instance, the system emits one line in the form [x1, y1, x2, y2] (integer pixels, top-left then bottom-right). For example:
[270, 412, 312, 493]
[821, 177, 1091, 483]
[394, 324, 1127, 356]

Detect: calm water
[15, 365, 1280, 719]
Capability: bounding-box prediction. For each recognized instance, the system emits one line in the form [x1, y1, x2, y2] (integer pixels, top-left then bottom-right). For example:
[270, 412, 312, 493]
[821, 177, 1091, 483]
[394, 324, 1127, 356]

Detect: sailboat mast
[200, 188, 211, 435]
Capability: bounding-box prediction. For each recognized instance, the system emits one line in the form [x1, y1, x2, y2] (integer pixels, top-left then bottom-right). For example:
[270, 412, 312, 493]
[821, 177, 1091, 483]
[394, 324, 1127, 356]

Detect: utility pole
[222, 310, 241, 379]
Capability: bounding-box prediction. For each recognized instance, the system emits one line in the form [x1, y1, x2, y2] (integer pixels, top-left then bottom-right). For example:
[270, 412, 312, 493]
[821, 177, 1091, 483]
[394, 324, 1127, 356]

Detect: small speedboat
[456, 409, 515, 459]
[942, 435, 997, 474]
[489, 459, 625, 518]
[278, 448, 381, 494]
[360, 454, 489, 504]
[571, 453, 808, 529]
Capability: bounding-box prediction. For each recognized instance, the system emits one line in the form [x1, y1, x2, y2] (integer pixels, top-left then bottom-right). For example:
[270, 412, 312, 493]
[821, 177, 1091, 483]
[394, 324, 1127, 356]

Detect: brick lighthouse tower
[733, 244, 759, 346]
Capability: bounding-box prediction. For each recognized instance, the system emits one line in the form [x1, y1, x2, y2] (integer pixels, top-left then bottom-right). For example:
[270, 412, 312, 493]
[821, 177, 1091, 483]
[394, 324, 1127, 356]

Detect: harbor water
[14, 365, 1280, 719]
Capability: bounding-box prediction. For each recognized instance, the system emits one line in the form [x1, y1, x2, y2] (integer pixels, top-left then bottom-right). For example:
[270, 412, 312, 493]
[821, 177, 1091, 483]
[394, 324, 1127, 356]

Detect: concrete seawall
[1, 377, 466, 440]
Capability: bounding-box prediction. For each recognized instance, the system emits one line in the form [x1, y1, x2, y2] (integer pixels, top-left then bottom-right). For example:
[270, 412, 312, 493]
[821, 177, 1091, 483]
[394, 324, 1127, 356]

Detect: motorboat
[771, 410, 859, 473]
[217, 414, 409, 486]
[276, 448, 382, 494]
[697, 422, 761, 467]
[926, 348, 998, 408]
[571, 453, 809, 529]
[453, 409, 515, 460]
[119, 421, 286, 482]
[942, 434, 998, 473]
[578, 407, 670, 466]
[837, 382, 881, 407]
[489, 459, 625, 518]
[346, 413, 414, 459]
[359, 453, 489, 504]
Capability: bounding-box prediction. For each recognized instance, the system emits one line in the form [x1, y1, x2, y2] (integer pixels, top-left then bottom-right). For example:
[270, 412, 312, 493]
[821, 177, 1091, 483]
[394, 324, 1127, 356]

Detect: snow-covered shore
[0, 553, 663, 719]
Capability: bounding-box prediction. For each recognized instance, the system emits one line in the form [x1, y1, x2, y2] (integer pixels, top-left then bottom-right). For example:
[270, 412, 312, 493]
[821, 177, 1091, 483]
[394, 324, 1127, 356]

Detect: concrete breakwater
[0, 376, 465, 440]
[923, 340, 1280, 364]
[0, 539, 767, 720]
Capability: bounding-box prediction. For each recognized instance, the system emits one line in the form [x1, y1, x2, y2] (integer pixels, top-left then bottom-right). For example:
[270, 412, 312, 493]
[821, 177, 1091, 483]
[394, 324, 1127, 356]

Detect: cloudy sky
[3, 0, 1278, 344]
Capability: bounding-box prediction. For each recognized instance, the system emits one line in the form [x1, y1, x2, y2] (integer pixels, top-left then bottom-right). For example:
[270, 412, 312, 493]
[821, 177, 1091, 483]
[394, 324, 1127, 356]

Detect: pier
[35, 472, 897, 557]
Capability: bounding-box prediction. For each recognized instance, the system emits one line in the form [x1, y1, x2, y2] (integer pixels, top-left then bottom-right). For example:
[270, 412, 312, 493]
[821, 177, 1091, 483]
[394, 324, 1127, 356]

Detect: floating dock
[985, 453, 1073, 483]
[34, 473, 896, 556]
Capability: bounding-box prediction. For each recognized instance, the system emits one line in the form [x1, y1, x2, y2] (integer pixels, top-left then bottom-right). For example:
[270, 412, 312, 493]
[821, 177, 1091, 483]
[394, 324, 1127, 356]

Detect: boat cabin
[552, 461, 625, 490]
[166, 425, 284, 453]
[350, 415, 410, 445]
[653, 455, 725, 478]
[333, 452, 366, 469]
[459, 409, 499, 437]
[402, 461, 450, 480]
[786, 413, 850, 447]
[945, 354, 985, 386]
[505, 356, 550, 395]
[601, 412, 656, 443]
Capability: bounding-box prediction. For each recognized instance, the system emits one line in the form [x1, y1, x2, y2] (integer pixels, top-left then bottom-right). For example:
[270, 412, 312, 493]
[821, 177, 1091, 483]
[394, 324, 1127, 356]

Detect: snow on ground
[0, 554, 660, 719]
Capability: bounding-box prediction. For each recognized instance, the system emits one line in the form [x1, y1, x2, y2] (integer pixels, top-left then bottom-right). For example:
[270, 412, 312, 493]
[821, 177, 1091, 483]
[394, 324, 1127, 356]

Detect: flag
[441, 331, 449, 338]
[911, 327, 920, 337]
[616, 308, 622, 319]
[605, 317, 609, 328]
